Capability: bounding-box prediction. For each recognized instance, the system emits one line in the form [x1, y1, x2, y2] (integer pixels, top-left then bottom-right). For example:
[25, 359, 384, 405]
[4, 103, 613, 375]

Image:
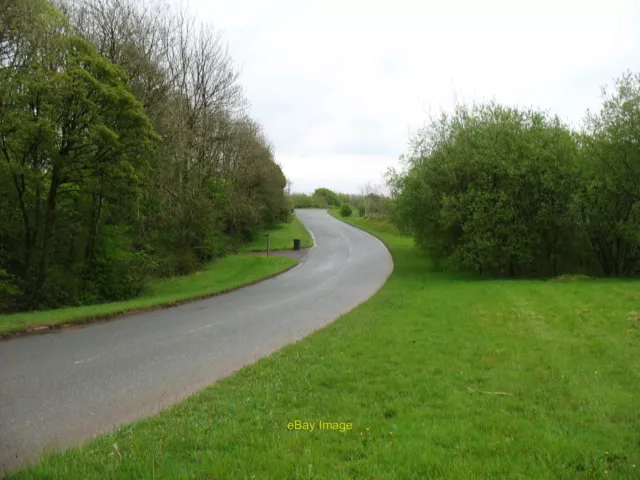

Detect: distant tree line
[389, 72, 640, 277]
[291, 185, 393, 218]
[0, 0, 289, 312]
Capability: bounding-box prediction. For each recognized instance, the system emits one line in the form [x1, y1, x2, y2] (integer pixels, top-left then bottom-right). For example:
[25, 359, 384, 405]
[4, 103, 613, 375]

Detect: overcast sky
[184, 0, 640, 194]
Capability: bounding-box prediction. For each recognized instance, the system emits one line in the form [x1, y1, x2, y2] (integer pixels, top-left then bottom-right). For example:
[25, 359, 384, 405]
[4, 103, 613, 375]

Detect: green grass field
[8, 214, 640, 479]
[0, 255, 296, 336]
[239, 214, 313, 252]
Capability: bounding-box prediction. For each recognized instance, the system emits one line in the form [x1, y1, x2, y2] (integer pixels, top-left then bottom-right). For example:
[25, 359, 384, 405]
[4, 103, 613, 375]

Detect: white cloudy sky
[184, 0, 640, 193]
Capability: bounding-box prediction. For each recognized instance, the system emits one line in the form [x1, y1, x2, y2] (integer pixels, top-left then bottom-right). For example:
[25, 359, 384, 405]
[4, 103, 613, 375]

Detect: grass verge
[239, 214, 313, 252]
[0, 255, 297, 337]
[8, 214, 640, 479]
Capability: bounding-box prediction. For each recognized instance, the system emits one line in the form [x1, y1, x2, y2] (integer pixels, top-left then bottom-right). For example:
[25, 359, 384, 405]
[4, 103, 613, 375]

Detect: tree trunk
[10, 173, 33, 278]
[595, 236, 612, 276]
[85, 193, 104, 263]
[33, 163, 62, 301]
[33, 178, 41, 267]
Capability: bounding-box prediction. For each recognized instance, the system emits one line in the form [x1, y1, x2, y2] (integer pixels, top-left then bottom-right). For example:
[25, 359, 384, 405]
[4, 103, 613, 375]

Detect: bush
[340, 204, 353, 217]
[90, 226, 152, 301]
[0, 268, 22, 312]
[292, 193, 321, 208]
[393, 77, 640, 279]
[394, 102, 582, 277]
[573, 72, 640, 275]
[313, 188, 342, 207]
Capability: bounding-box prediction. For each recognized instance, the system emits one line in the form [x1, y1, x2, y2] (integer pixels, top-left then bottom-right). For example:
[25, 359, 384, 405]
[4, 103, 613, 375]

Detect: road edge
[0, 259, 299, 341]
[326, 209, 396, 256]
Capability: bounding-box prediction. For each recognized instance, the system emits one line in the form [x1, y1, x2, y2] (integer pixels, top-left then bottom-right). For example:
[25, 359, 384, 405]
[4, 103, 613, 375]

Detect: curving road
[0, 209, 392, 473]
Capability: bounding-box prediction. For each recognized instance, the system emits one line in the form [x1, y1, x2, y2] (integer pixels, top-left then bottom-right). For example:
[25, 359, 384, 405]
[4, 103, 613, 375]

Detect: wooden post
[267, 232, 270, 257]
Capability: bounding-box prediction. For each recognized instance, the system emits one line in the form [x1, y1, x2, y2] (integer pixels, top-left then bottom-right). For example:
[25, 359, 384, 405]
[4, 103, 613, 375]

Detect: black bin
[293, 239, 301, 251]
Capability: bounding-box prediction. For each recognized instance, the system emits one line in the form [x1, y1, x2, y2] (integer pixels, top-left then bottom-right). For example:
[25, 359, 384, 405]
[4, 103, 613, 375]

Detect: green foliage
[239, 216, 313, 252]
[291, 187, 393, 216]
[337, 188, 392, 218]
[0, 255, 296, 335]
[392, 73, 640, 278]
[312, 187, 341, 207]
[0, 0, 291, 312]
[0, 2, 158, 308]
[90, 228, 151, 301]
[10, 213, 640, 478]
[574, 72, 640, 275]
[340, 203, 353, 217]
[255, 162, 291, 228]
[394, 102, 584, 276]
[0, 268, 21, 311]
[291, 193, 322, 208]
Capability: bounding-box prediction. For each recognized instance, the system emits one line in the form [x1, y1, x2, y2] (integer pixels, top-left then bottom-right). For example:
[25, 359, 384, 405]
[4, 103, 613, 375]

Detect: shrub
[394, 102, 581, 277]
[0, 268, 22, 313]
[313, 188, 342, 207]
[340, 204, 353, 217]
[574, 72, 640, 275]
[292, 193, 320, 208]
[390, 72, 640, 278]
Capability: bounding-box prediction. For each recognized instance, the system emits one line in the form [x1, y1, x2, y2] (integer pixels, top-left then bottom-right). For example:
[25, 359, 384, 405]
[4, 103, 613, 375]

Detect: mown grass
[239, 214, 313, 252]
[8, 214, 640, 479]
[0, 255, 296, 336]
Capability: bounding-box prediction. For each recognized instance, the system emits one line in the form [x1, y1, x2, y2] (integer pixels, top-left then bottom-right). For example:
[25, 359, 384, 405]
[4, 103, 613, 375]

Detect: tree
[291, 193, 321, 208]
[1, 0, 157, 306]
[312, 187, 341, 207]
[357, 182, 391, 218]
[393, 102, 581, 276]
[0, 0, 293, 311]
[574, 72, 640, 275]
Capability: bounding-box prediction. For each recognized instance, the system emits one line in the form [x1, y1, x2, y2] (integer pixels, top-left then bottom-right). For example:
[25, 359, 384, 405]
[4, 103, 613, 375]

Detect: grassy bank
[0, 255, 296, 337]
[1, 213, 313, 336]
[9, 215, 640, 479]
[239, 214, 313, 252]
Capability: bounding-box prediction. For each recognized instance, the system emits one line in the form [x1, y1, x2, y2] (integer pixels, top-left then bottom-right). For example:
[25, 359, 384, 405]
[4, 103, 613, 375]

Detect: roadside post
[265, 232, 270, 257]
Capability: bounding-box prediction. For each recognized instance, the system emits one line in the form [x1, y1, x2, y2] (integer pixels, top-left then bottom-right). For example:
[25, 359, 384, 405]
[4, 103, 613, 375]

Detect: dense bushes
[575, 74, 640, 275]
[313, 188, 342, 207]
[391, 74, 640, 277]
[291, 193, 324, 209]
[291, 188, 342, 208]
[0, 0, 289, 311]
[291, 187, 393, 218]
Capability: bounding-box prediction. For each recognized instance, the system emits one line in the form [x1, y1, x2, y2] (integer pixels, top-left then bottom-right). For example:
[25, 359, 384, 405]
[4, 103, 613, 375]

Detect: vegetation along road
[0, 209, 392, 472]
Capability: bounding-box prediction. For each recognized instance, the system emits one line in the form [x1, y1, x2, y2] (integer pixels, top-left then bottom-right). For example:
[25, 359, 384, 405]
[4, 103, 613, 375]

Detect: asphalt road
[0, 209, 393, 473]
